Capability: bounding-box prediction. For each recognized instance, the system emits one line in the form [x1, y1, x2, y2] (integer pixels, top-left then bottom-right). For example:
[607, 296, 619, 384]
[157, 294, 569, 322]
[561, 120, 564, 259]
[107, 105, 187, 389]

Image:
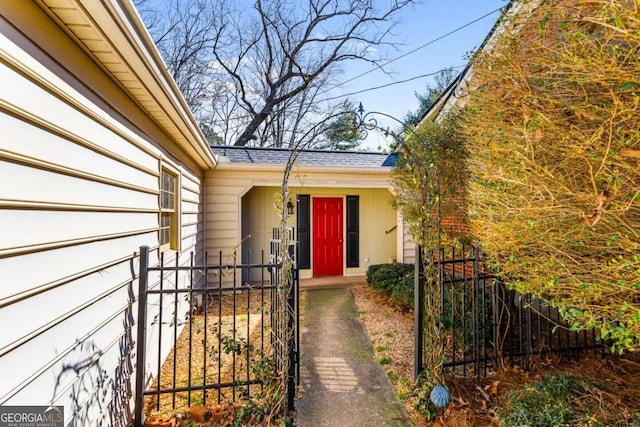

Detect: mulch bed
[351, 284, 640, 426]
[144, 290, 277, 415]
[143, 283, 639, 426]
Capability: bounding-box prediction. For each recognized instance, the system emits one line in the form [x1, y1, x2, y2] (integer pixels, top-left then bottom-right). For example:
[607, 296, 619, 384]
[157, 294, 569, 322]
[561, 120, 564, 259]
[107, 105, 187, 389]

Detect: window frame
[159, 167, 180, 252]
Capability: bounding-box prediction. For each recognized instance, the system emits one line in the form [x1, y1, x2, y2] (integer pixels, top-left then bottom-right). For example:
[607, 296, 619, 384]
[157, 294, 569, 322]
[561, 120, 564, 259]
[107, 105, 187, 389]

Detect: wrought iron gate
[133, 245, 299, 426]
[414, 244, 602, 378]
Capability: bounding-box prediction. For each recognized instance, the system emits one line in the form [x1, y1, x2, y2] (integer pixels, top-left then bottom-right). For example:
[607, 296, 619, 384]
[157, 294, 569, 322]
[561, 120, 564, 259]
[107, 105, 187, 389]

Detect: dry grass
[144, 290, 276, 416]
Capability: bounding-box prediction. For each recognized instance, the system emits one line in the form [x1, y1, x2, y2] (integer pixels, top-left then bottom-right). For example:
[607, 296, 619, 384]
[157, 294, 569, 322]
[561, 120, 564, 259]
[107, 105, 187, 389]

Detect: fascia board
[213, 162, 392, 175]
[50, 0, 216, 169]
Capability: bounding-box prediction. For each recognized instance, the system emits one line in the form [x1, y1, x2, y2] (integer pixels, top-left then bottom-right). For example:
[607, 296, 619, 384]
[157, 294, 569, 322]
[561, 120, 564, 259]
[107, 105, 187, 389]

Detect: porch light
[286, 200, 294, 215]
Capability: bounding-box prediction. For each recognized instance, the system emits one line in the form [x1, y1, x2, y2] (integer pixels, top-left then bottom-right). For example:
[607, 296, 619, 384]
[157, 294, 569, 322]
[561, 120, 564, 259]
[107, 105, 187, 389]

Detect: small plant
[231, 353, 282, 426]
[220, 334, 248, 355]
[378, 356, 391, 365]
[412, 380, 436, 421]
[499, 374, 587, 427]
[366, 263, 415, 310]
[376, 345, 388, 352]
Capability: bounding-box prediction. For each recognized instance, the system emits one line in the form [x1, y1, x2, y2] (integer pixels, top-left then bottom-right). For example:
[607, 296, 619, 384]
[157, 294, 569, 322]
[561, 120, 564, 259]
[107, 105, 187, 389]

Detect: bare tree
[137, 0, 415, 147]
[136, 0, 219, 114]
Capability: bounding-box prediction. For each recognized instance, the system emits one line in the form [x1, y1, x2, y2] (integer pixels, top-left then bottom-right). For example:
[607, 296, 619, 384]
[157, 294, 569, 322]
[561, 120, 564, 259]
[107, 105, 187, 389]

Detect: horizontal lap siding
[204, 173, 243, 260]
[403, 231, 416, 265]
[0, 22, 204, 426]
[180, 172, 204, 263]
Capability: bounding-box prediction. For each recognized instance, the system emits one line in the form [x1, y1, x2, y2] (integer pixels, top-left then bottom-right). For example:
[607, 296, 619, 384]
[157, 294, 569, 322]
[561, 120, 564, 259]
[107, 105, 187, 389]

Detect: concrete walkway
[295, 286, 411, 426]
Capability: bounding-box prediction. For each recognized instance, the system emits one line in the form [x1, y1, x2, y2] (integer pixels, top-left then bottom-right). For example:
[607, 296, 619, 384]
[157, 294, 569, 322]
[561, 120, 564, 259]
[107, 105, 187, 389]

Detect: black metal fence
[133, 245, 298, 426]
[415, 244, 601, 378]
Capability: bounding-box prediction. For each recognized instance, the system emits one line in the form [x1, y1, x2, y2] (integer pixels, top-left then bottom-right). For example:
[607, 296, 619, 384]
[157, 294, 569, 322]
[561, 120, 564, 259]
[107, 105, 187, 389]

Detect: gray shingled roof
[211, 145, 397, 168]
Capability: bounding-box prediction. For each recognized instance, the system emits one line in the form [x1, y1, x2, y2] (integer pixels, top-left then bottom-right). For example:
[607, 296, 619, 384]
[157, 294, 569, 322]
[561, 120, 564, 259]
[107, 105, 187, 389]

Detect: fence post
[414, 244, 425, 380]
[285, 269, 297, 413]
[294, 264, 301, 387]
[134, 246, 149, 427]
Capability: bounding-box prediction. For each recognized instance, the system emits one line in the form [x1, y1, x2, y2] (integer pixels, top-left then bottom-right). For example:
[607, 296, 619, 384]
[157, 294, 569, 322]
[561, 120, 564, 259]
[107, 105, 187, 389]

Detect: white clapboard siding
[0, 282, 137, 399]
[0, 160, 157, 210]
[0, 210, 158, 255]
[0, 14, 207, 427]
[0, 60, 158, 172]
[204, 172, 243, 261]
[0, 258, 139, 355]
[0, 113, 158, 190]
[403, 236, 416, 264]
[0, 233, 156, 303]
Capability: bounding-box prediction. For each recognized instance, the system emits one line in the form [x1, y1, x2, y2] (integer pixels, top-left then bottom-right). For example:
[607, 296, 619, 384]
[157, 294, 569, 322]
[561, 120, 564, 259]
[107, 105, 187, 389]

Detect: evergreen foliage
[366, 263, 414, 310]
[317, 102, 365, 150]
[404, 67, 457, 126]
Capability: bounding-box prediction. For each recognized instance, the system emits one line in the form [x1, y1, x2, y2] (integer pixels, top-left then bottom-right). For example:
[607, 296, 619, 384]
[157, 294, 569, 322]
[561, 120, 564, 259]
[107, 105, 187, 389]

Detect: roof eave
[114, 0, 217, 169]
[419, 0, 524, 124]
[38, 0, 216, 169]
[213, 162, 391, 175]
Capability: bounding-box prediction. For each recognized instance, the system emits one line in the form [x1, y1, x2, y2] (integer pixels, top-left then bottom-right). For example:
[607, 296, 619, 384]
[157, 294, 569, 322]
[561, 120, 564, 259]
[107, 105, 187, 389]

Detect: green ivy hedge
[366, 263, 414, 310]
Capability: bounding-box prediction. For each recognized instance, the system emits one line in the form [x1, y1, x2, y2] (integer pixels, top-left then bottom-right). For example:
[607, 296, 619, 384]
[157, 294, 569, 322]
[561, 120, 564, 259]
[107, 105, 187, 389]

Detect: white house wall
[0, 10, 204, 427]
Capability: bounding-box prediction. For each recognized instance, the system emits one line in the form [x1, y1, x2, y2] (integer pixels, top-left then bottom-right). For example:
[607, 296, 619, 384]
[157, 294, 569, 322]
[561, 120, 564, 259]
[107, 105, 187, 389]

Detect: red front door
[313, 197, 343, 276]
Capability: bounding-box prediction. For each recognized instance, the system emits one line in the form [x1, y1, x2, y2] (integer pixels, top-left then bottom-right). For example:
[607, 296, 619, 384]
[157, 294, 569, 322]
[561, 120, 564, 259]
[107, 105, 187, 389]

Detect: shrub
[366, 263, 414, 310]
[461, 0, 640, 352]
[499, 374, 586, 427]
[498, 372, 640, 427]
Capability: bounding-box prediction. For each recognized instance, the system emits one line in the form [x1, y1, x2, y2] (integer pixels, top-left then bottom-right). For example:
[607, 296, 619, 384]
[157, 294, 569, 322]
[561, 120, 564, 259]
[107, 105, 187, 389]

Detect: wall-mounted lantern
[286, 200, 294, 215]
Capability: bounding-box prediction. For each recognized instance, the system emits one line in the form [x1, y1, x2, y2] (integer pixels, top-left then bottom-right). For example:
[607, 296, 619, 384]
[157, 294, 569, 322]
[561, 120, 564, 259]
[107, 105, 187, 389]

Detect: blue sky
[326, 0, 509, 150]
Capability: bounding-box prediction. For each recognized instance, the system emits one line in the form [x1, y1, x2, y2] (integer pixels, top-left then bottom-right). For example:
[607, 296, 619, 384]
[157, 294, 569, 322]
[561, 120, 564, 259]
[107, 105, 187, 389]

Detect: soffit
[36, 0, 215, 169]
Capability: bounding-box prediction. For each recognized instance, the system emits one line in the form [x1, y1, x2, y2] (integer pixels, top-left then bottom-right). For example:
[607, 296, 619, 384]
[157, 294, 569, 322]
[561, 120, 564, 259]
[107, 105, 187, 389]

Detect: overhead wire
[202, 6, 504, 123]
[320, 5, 504, 95]
[323, 65, 466, 101]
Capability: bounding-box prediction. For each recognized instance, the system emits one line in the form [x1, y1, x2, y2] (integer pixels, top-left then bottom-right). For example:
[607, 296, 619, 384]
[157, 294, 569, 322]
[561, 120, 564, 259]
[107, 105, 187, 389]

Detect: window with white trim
[160, 169, 178, 250]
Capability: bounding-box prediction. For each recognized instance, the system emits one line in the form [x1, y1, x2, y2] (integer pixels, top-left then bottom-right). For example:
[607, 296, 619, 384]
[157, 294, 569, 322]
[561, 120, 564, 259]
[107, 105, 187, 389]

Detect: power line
[324, 65, 466, 102]
[209, 64, 466, 123]
[323, 5, 503, 94]
[199, 6, 506, 133]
